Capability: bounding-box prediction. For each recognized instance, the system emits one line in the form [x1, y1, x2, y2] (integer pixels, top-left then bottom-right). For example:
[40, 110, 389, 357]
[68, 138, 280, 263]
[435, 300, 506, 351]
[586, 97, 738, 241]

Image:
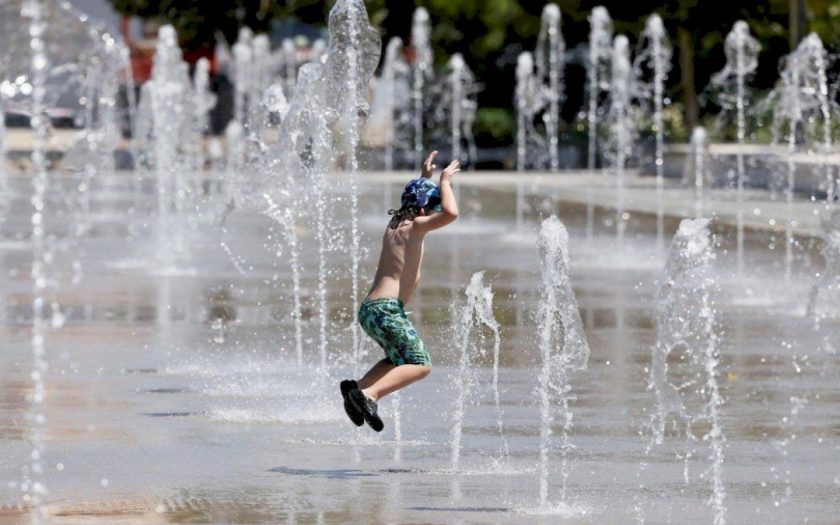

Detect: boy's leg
[357, 358, 395, 390]
[362, 364, 431, 401]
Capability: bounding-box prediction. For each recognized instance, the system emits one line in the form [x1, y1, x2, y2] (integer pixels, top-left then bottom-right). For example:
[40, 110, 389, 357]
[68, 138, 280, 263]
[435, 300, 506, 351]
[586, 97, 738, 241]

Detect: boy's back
[367, 221, 425, 304]
[366, 152, 460, 306]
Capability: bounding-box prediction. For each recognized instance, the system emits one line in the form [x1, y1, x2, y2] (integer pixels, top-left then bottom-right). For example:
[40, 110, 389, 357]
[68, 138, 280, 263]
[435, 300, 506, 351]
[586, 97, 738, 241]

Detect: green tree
[109, 0, 273, 47]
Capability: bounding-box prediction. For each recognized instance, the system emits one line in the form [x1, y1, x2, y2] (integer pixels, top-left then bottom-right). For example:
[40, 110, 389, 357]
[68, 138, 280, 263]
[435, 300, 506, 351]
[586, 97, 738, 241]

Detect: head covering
[400, 178, 442, 212]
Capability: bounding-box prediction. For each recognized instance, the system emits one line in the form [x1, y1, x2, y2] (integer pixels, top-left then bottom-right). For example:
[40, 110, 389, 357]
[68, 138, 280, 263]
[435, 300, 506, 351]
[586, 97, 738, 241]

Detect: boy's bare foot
[348, 388, 384, 432]
[340, 380, 364, 427]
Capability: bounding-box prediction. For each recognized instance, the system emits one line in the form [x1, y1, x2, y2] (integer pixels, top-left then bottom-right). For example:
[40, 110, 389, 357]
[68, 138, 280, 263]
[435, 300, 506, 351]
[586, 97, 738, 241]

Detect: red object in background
[183, 47, 217, 74]
[121, 16, 217, 84]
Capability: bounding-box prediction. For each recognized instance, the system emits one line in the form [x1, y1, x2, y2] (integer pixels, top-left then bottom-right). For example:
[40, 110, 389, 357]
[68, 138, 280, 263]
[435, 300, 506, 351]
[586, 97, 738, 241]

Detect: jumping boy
[340, 151, 460, 432]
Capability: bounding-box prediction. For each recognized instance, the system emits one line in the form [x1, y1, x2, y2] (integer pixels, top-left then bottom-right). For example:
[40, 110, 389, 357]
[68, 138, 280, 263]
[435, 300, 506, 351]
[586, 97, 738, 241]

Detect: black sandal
[340, 380, 364, 427]
[348, 388, 384, 432]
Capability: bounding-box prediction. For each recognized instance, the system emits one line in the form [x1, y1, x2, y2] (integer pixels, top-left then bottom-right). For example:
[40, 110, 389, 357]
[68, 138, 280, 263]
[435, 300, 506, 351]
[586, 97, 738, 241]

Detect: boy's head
[400, 178, 442, 214]
[387, 178, 442, 228]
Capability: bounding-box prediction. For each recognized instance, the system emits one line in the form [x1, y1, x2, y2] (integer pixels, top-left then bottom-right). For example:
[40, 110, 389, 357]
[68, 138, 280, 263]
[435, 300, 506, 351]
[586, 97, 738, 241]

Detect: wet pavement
[1, 169, 838, 524]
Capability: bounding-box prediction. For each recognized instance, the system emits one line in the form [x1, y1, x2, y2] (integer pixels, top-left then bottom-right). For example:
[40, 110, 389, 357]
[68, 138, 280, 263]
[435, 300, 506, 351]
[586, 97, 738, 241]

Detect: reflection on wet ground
[0, 172, 838, 524]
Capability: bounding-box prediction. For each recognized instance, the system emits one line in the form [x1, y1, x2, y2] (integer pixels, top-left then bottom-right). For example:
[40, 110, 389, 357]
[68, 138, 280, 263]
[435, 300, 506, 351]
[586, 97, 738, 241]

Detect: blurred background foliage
[109, 0, 833, 146]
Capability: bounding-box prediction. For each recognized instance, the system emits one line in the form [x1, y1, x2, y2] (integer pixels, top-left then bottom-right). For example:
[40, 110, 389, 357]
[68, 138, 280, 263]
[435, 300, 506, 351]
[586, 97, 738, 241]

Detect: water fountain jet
[635, 14, 672, 250]
[649, 218, 726, 524]
[585, 6, 613, 240]
[450, 272, 508, 472]
[536, 216, 589, 506]
[687, 127, 710, 218]
[515, 51, 540, 229]
[536, 4, 565, 172]
[411, 7, 433, 168]
[711, 21, 760, 275]
[608, 35, 633, 248]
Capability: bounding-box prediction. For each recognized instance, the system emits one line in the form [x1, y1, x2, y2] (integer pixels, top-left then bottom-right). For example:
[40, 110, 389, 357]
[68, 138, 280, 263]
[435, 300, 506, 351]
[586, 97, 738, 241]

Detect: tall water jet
[265, 195, 304, 364]
[447, 54, 465, 161]
[649, 218, 726, 524]
[78, 31, 121, 246]
[791, 34, 834, 209]
[191, 57, 214, 178]
[635, 14, 671, 250]
[232, 29, 253, 128]
[450, 272, 507, 472]
[22, 0, 50, 520]
[585, 6, 613, 239]
[249, 35, 273, 131]
[149, 25, 190, 268]
[411, 7, 433, 168]
[711, 21, 759, 275]
[330, 0, 381, 369]
[536, 216, 590, 507]
[608, 35, 633, 248]
[687, 127, 710, 218]
[261, 0, 380, 368]
[0, 101, 6, 203]
[770, 35, 829, 280]
[536, 4, 564, 172]
[382, 37, 403, 174]
[368, 36, 410, 183]
[515, 51, 539, 228]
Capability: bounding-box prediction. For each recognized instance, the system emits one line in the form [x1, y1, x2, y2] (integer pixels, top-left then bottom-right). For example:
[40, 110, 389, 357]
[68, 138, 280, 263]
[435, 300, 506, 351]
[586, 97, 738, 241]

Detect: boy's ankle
[361, 388, 378, 402]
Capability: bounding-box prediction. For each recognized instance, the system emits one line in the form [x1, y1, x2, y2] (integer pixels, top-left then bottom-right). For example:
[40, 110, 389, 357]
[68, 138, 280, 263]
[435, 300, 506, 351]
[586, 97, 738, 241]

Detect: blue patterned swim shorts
[358, 298, 431, 366]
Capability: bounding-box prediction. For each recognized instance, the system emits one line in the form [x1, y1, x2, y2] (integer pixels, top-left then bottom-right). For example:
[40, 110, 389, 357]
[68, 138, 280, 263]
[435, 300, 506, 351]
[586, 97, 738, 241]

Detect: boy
[341, 151, 460, 432]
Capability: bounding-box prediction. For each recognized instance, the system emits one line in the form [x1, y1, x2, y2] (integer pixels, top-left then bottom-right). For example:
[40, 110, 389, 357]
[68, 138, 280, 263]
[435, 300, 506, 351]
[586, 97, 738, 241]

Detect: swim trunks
[358, 298, 431, 366]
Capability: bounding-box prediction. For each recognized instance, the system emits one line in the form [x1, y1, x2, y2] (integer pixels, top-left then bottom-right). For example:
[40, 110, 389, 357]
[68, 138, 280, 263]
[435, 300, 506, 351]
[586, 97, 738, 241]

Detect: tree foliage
[112, 0, 833, 144]
[109, 0, 272, 46]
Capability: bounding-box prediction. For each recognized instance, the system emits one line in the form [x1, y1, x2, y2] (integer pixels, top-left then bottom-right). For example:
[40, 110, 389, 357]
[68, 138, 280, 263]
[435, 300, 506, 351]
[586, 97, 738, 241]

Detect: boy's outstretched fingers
[443, 160, 461, 175]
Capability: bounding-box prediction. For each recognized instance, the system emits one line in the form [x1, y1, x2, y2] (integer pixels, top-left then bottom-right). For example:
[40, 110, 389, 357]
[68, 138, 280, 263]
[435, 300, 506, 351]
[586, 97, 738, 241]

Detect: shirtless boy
[341, 151, 460, 432]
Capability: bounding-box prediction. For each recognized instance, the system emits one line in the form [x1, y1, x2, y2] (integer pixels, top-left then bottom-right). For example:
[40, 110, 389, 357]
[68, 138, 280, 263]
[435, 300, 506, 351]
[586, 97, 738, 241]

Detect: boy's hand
[441, 160, 460, 183]
[421, 151, 438, 179]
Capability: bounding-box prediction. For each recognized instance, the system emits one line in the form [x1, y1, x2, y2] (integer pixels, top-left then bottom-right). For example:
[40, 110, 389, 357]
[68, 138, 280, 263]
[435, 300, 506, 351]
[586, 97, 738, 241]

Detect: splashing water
[411, 7, 433, 168]
[585, 6, 613, 239]
[711, 21, 760, 274]
[450, 272, 508, 472]
[635, 14, 672, 250]
[280, 39, 297, 99]
[536, 216, 590, 507]
[608, 35, 633, 248]
[536, 4, 565, 172]
[807, 209, 840, 322]
[649, 218, 726, 525]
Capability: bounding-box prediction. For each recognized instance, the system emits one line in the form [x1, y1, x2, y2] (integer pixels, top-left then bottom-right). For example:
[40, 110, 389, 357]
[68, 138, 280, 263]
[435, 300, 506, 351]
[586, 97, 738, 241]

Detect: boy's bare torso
[365, 153, 460, 305]
[366, 221, 425, 304]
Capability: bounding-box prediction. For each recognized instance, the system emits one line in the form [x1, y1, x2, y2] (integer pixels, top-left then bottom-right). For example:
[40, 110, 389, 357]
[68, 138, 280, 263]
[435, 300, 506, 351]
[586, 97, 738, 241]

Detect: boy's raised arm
[415, 160, 460, 232]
